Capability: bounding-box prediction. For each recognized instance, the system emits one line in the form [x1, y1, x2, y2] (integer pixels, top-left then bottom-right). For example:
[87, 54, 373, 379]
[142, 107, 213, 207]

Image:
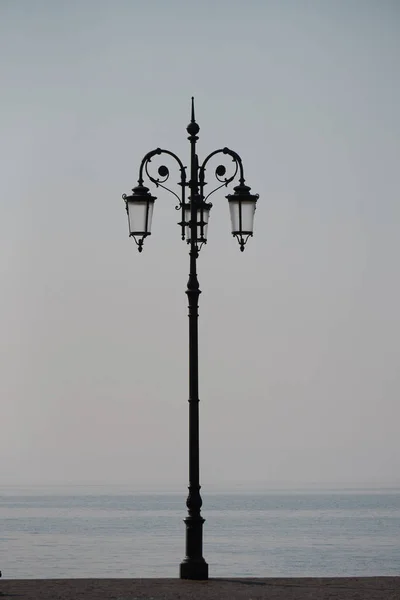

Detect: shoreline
[1, 577, 399, 599]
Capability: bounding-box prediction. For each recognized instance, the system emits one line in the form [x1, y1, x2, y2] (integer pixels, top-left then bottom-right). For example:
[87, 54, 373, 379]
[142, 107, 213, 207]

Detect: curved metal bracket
[198, 147, 246, 202]
[137, 148, 187, 239]
[138, 148, 187, 207]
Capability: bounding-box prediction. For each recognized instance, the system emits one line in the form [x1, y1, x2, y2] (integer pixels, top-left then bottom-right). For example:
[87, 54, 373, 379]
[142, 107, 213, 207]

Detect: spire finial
[187, 96, 200, 137]
[191, 96, 195, 123]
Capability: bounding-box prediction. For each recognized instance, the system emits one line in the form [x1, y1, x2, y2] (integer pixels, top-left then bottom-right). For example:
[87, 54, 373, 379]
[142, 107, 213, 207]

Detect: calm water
[1, 486, 400, 578]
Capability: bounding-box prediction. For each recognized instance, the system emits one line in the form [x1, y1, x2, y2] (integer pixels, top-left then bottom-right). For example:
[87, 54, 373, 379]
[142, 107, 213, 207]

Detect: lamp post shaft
[180, 99, 208, 580]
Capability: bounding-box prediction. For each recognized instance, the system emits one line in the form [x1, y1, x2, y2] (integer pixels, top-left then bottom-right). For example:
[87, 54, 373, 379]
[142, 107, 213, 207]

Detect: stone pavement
[1, 577, 399, 600]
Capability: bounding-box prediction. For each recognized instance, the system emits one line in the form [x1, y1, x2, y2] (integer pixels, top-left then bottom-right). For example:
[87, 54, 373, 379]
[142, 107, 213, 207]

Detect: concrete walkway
[1, 577, 399, 599]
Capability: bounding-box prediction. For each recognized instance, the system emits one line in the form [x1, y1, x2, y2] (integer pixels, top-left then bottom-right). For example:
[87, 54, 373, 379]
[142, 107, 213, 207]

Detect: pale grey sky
[0, 0, 399, 488]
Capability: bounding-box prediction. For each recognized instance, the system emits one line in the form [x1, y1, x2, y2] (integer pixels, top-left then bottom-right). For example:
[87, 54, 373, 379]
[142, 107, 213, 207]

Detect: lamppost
[122, 99, 258, 580]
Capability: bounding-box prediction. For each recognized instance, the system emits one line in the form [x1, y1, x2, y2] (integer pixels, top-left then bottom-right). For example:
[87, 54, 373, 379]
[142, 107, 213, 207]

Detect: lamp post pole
[180, 102, 207, 579]
[122, 99, 259, 580]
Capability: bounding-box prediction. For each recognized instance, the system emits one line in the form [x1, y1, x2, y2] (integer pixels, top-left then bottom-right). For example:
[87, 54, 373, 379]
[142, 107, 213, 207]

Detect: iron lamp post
[122, 99, 258, 580]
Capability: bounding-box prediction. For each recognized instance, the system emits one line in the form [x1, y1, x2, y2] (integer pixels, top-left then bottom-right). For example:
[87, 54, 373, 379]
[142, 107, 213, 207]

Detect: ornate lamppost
[122, 99, 258, 580]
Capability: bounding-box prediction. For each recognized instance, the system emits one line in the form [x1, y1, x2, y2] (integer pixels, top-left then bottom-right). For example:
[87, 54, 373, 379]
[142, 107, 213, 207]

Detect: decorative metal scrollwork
[143, 158, 181, 204]
[136, 148, 187, 238]
[200, 148, 243, 202]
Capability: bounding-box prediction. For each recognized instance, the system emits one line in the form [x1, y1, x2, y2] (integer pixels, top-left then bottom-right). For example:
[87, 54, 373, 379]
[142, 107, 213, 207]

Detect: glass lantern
[226, 183, 258, 251]
[183, 199, 212, 244]
[123, 184, 156, 252]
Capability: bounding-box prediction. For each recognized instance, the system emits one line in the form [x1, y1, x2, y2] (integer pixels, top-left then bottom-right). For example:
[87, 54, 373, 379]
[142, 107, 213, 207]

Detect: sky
[0, 0, 399, 489]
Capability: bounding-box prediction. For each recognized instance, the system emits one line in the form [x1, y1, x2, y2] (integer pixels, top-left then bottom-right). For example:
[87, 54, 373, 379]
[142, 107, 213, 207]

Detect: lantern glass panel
[229, 198, 256, 234]
[185, 204, 211, 242]
[127, 198, 154, 236]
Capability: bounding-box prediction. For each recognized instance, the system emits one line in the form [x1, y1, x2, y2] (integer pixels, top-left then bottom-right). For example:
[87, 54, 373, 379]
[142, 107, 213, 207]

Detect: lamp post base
[180, 558, 209, 580]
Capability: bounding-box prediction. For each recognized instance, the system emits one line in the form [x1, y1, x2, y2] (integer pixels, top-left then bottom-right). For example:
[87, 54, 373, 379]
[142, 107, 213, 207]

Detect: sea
[1, 485, 399, 579]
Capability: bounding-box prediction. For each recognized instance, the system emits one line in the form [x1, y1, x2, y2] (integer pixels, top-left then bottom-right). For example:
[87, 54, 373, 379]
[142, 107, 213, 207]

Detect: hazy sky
[1, 0, 399, 488]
